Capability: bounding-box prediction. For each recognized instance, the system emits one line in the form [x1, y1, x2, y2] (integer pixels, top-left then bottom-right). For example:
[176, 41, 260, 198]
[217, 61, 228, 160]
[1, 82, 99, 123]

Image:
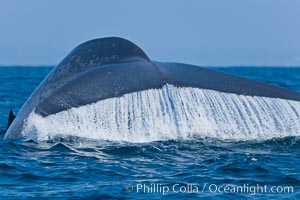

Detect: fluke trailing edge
[5, 37, 300, 139]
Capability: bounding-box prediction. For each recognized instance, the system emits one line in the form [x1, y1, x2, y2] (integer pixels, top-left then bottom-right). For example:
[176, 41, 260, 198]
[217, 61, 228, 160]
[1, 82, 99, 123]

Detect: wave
[21, 84, 300, 143]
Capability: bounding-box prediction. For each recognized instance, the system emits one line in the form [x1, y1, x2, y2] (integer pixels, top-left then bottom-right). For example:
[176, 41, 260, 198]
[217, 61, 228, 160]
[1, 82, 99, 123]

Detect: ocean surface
[0, 66, 300, 199]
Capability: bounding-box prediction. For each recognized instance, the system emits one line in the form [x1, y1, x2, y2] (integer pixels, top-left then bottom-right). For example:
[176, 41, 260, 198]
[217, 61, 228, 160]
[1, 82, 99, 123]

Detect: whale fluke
[4, 37, 300, 140]
[6, 109, 15, 130]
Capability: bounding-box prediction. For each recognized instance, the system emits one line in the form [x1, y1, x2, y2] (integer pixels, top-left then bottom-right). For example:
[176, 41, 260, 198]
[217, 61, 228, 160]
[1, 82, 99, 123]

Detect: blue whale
[4, 37, 300, 139]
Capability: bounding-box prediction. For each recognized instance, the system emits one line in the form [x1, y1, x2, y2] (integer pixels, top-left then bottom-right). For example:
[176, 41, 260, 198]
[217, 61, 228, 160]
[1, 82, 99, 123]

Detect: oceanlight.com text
[124, 183, 294, 196]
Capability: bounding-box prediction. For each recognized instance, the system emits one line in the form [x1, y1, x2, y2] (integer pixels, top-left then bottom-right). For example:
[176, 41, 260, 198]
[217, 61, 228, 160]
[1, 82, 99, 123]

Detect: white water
[22, 84, 300, 142]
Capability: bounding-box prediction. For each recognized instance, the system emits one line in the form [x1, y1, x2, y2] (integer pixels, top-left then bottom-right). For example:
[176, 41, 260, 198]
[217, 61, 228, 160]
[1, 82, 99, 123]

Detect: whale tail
[6, 109, 15, 130]
[5, 37, 300, 140]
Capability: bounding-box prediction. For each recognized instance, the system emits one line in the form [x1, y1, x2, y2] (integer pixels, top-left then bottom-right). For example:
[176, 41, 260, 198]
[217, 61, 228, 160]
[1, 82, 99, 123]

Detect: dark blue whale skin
[5, 37, 300, 139]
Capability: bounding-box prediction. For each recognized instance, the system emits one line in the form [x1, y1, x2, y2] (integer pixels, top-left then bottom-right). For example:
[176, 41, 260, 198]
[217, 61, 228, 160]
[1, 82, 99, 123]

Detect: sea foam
[22, 84, 300, 142]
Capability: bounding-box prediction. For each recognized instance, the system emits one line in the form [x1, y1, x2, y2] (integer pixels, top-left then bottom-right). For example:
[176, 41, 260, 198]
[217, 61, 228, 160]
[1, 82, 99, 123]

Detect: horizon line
[0, 65, 300, 68]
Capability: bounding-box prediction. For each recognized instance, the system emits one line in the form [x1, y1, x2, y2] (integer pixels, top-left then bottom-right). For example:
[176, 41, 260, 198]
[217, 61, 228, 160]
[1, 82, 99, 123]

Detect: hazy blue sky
[0, 0, 299, 66]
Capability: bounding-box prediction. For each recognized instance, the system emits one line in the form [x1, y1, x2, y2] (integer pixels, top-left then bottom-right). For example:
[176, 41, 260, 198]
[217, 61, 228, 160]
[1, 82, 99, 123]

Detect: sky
[0, 0, 299, 66]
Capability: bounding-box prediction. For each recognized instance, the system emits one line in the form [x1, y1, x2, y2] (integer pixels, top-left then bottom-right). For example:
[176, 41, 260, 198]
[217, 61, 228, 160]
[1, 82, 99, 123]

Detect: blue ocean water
[0, 66, 300, 199]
